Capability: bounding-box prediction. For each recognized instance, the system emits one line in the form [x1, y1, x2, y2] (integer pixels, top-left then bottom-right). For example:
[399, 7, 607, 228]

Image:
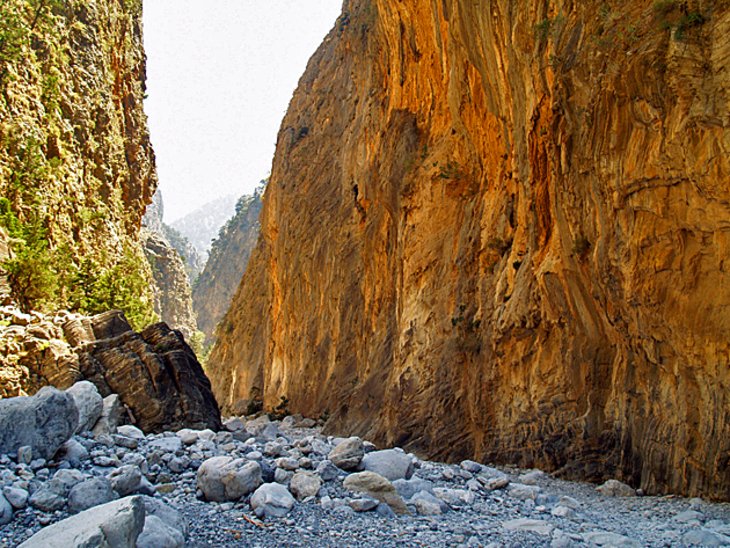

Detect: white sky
[142, 1, 342, 223]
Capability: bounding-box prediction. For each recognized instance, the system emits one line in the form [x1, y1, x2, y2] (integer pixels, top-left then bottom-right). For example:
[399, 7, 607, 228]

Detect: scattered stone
[361, 448, 413, 481]
[18, 496, 145, 548]
[518, 470, 546, 485]
[582, 531, 641, 547]
[117, 425, 145, 440]
[17, 446, 32, 465]
[343, 471, 409, 515]
[675, 509, 704, 523]
[3, 486, 28, 509]
[316, 460, 340, 482]
[478, 475, 509, 491]
[68, 477, 116, 513]
[148, 437, 183, 453]
[349, 497, 379, 512]
[508, 483, 542, 500]
[250, 483, 296, 519]
[411, 490, 447, 515]
[275, 457, 299, 471]
[596, 479, 635, 497]
[433, 488, 475, 507]
[0, 493, 12, 525]
[176, 429, 199, 445]
[0, 387, 78, 460]
[29, 482, 66, 512]
[108, 465, 143, 496]
[290, 472, 321, 500]
[683, 528, 730, 546]
[460, 460, 484, 474]
[196, 457, 262, 501]
[393, 476, 434, 499]
[329, 437, 365, 471]
[551, 505, 576, 518]
[66, 381, 103, 433]
[137, 515, 185, 548]
[503, 518, 554, 536]
[112, 434, 138, 450]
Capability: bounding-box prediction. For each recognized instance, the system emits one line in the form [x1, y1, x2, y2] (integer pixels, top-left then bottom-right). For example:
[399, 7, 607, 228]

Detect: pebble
[0, 408, 727, 548]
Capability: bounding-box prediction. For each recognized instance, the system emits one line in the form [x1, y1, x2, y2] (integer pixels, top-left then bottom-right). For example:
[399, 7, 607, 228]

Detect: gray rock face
[289, 472, 321, 500]
[361, 449, 414, 481]
[18, 496, 145, 548]
[68, 477, 117, 513]
[250, 483, 296, 519]
[596, 479, 636, 497]
[66, 381, 103, 433]
[92, 394, 126, 436]
[0, 387, 78, 460]
[197, 457, 262, 502]
[328, 437, 364, 471]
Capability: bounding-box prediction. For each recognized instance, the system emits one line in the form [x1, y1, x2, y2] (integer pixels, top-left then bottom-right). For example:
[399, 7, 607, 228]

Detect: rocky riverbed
[0, 384, 729, 547]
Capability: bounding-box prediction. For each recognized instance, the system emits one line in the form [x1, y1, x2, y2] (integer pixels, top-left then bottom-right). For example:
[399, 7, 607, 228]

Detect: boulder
[0, 386, 78, 460]
[250, 483, 296, 519]
[67, 311, 222, 433]
[18, 496, 145, 548]
[108, 465, 143, 496]
[361, 449, 413, 481]
[29, 482, 66, 513]
[66, 381, 103, 433]
[197, 457, 262, 501]
[3, 486, 28, 509]
[68, 477, 117, 513]
[0, 493, 13, 525]
[92, 394, 126, 436]
[343, 471, 409, 515]
[137, 515, 185, 548]
[393, 476, 434, 499]
[596, 479, 636, 497]
[289, 472, 321, 500]
[411, 490, 447, 515]
[328, 437, 364, 471]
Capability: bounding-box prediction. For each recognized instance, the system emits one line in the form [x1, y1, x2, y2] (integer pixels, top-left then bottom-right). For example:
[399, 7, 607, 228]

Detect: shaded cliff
[142, 190, 199, 340]
[193, 185, 264, 346]
[0, 0, 156, 328]
[209, 0, 730, 500]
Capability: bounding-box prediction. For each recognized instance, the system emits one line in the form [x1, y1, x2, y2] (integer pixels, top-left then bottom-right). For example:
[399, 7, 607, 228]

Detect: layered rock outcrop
[69, 310, 221, 432]
[209, 0, 730, 500]
[193, 187, 264, 345]
[0, 0, 156, 326]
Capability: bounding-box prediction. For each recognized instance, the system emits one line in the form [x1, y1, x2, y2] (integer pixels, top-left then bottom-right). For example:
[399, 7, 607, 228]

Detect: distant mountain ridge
[170, 194, 239, 259]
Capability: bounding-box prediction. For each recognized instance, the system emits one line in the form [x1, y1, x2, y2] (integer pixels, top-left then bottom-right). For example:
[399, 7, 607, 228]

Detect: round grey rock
[68, 477, 117, 513]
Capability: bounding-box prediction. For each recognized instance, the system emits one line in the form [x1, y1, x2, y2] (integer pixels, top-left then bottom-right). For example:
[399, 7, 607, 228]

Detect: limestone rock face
[0, 0, 157, 321]
[193, 188, 264, 345]
[69, 310, 221, 433]
[142, 228, 198, 341]
[209, 0, 730, 500]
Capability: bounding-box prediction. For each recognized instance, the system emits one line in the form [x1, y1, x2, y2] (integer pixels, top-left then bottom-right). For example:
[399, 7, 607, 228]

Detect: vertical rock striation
[209, 0, 730, 499]
[0, 0, 156, 325]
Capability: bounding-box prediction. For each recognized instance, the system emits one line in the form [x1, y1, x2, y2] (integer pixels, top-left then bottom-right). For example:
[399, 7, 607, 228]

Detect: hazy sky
[143, 1, 342, 222]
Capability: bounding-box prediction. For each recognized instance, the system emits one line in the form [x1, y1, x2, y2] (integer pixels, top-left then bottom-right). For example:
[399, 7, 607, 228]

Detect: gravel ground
[2, 416, 729, 547]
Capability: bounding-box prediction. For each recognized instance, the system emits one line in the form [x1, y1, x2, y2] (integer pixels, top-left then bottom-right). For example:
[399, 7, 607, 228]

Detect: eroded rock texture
[209, 0, 730, 499]
[0, 0, 156, 321]
[69, 311, 221, 433]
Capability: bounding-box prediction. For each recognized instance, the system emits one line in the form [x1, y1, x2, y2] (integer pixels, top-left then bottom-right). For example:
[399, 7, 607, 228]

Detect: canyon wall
[193, 187, 264, 346]
[208, 0, 730, 499]
[0, 0, 157, 328]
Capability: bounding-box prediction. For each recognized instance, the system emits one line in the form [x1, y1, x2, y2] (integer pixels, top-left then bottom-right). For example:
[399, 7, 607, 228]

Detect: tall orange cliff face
[208, 0, 730, 499]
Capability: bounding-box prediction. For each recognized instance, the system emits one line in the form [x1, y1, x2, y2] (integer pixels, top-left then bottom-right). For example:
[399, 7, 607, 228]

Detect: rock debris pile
[1, 383, 729, 547]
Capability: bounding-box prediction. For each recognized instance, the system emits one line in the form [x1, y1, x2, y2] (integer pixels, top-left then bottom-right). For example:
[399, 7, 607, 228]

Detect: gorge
[0, 1, 728, 534]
